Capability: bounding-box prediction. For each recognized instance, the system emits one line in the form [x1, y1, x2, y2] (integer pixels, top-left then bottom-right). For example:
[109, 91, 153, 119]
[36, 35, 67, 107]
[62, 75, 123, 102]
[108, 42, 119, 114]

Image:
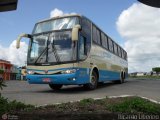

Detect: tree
[0, 69, 4, 74]
[152, 67, 160, 75]
[0, 69, 6, 95]
[0, 80, 6, 91]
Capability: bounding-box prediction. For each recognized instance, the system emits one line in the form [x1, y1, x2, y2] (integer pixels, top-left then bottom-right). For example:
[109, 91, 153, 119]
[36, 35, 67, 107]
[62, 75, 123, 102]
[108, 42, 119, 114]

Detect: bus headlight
[27, 70, 35, 75]
[61, 69, 77, 74]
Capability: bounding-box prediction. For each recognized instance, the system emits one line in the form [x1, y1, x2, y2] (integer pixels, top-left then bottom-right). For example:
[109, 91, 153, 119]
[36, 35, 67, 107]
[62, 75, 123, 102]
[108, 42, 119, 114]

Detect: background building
[10, 65, 19, 80]
[0, 59, 19, 80]
[0, 59, 12, 80]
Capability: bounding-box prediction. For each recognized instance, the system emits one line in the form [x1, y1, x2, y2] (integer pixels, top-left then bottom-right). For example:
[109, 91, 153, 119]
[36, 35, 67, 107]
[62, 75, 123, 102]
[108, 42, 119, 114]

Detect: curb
[35, 95, 160, 107]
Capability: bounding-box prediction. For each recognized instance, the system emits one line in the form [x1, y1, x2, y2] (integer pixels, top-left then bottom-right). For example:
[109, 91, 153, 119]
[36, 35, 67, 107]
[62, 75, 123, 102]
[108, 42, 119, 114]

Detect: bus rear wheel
[83, 71, 98, 90]
[115, 72, 125, 84]
[49, 84, 63, 90]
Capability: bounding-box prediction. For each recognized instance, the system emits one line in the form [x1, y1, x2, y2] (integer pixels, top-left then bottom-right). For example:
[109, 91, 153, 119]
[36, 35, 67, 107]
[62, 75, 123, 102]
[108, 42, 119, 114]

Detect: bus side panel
[76, 67, 90, 84]
[89, 43, 127, 82]
[99, 70, 120, 82]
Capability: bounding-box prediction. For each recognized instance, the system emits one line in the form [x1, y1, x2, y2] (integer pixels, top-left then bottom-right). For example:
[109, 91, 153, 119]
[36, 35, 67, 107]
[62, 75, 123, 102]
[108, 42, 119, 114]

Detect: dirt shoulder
[3, 96, 160, 120]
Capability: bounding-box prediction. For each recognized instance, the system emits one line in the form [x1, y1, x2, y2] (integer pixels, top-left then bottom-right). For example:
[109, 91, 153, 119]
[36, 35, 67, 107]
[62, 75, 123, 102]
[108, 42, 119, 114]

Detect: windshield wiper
[34, 36, 50, 64]
[51, 40, 61, 63]
[34, 47, 48, 64]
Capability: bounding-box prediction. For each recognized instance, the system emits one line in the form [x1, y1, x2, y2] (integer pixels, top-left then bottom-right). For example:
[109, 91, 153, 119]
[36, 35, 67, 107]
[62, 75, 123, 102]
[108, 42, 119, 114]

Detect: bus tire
[114, 72, 124, 84]
[83, 71, 98, 90]
[120, 72, 125, 83]
[123, 72, 126, 80]
[49, 84, 63, 90]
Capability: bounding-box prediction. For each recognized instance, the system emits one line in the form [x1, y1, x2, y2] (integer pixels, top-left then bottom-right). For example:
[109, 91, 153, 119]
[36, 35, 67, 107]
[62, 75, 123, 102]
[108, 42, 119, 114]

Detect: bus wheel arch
[92, 67, 99, 81]
[123, 72, 126, 80]
[115, 71, 125, 84]
[84, 66, 99, 90]
[120, 71, 125, 83]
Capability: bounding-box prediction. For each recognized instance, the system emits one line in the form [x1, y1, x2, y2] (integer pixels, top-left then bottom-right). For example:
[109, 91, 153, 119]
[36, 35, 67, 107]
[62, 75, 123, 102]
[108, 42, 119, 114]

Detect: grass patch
[0, 96, 34, 115]
[79, 98, 95, 106]
[129, 75, 160, 79]
[107, 97, 160, 114]
[30, 97, 160, 114]
[1, 96, 160, 119]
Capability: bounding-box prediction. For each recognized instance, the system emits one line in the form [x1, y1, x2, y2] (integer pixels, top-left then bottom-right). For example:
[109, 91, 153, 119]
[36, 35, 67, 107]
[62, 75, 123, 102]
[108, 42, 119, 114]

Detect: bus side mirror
[16, 33, 31, 49]
[72, 24, 81, 41]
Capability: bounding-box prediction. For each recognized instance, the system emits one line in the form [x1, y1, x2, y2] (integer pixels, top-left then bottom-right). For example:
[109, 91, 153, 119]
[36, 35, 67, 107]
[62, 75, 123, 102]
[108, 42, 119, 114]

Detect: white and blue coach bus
[16, 14, 128, 90]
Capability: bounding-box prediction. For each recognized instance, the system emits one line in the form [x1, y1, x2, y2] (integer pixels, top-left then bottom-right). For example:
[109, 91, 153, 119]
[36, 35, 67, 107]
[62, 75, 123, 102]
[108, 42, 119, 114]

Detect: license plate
[42, 78, 51, 82]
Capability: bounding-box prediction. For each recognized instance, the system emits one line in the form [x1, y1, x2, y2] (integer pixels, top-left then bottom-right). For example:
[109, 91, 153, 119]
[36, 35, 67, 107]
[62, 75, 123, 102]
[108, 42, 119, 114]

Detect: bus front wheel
[49, 84, 63, 90]
[83, 71, 98, 90]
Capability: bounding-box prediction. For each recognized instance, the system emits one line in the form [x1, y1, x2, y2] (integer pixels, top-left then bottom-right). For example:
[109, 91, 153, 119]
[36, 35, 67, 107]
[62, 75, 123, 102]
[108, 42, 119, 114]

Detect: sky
[0, 0, 160, 73]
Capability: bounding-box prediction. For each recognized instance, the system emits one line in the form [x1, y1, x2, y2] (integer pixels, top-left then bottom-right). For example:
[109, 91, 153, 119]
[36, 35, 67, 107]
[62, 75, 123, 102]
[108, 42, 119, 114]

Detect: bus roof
[36, 14, 127, 54]
[37, 14, 82, 23]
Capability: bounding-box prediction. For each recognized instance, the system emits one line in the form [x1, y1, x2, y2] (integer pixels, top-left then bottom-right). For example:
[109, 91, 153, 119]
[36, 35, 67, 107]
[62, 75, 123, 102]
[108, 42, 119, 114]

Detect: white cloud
[50, 8, 64, 18]
[0, 40, 28, 66]
[117, 3, 160, 73]
[50, 8, 76, 18]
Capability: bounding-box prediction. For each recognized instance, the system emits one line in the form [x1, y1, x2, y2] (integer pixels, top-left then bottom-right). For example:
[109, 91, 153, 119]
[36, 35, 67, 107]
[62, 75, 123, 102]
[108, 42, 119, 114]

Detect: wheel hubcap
[91, 75, 96, 85]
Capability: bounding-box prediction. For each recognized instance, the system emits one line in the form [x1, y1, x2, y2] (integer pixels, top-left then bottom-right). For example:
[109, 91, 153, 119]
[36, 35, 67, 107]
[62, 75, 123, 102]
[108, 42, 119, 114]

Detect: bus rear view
[16, 14, 128, 90]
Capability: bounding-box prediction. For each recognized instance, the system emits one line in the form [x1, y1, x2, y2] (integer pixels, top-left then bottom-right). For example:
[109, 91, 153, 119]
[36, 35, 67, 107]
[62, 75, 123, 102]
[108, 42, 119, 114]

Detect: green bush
[79, 98, 95, 106]
[0, 82, 6, 91]
[0, 78, 6, 92]
[0, 69, 5, 90]
[0, 96, 34, 115]
[0, 69, 4, 74]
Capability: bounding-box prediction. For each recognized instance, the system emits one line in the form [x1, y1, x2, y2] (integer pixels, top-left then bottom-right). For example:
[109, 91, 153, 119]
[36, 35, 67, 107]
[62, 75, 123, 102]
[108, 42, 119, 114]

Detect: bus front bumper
[26, 73, 89, 85]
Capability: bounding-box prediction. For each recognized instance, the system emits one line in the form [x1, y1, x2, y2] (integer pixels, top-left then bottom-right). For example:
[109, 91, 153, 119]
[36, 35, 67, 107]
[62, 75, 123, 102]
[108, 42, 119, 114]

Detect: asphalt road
[1, 78, 160, 105]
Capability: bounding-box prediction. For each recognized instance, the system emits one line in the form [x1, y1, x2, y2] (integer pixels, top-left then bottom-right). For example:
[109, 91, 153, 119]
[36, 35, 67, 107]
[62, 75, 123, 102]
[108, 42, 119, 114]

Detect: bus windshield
[27, 31, 77, 65]
[33, 17, 79, 34]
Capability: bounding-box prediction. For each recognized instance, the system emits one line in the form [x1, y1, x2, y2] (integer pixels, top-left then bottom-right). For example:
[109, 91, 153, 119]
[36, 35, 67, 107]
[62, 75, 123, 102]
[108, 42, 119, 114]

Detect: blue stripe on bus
[99, 70, 120, 82]
[26, 68, 121, 85]
[27, 68, 90, 85]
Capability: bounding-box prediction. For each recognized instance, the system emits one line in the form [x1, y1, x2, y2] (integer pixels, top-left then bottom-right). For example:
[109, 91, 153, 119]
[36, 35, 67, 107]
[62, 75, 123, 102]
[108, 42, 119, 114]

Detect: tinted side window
[114, 43, 118, 55]
[124, 51, 127, 60]
[104, 35, 109, 49]
[81, 17, 91, 54]
[79, 35, 87, 60]
[108, 38, 114, 52]
[96, 29, 101, 45]
[92, 25, 100, 45]
[121, 49, 125, 59]
[118, 46, 122, 57]
[93, 25, 97, 43]
[126, 52, 128, 60]
[101, 32, 105, 48]
[81, 17, 91, 38]
[105, 36, 109, 49]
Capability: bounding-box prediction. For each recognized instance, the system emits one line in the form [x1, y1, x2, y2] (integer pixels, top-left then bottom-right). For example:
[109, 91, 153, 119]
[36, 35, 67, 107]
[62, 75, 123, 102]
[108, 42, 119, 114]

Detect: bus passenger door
[78, 33, 91, 80]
